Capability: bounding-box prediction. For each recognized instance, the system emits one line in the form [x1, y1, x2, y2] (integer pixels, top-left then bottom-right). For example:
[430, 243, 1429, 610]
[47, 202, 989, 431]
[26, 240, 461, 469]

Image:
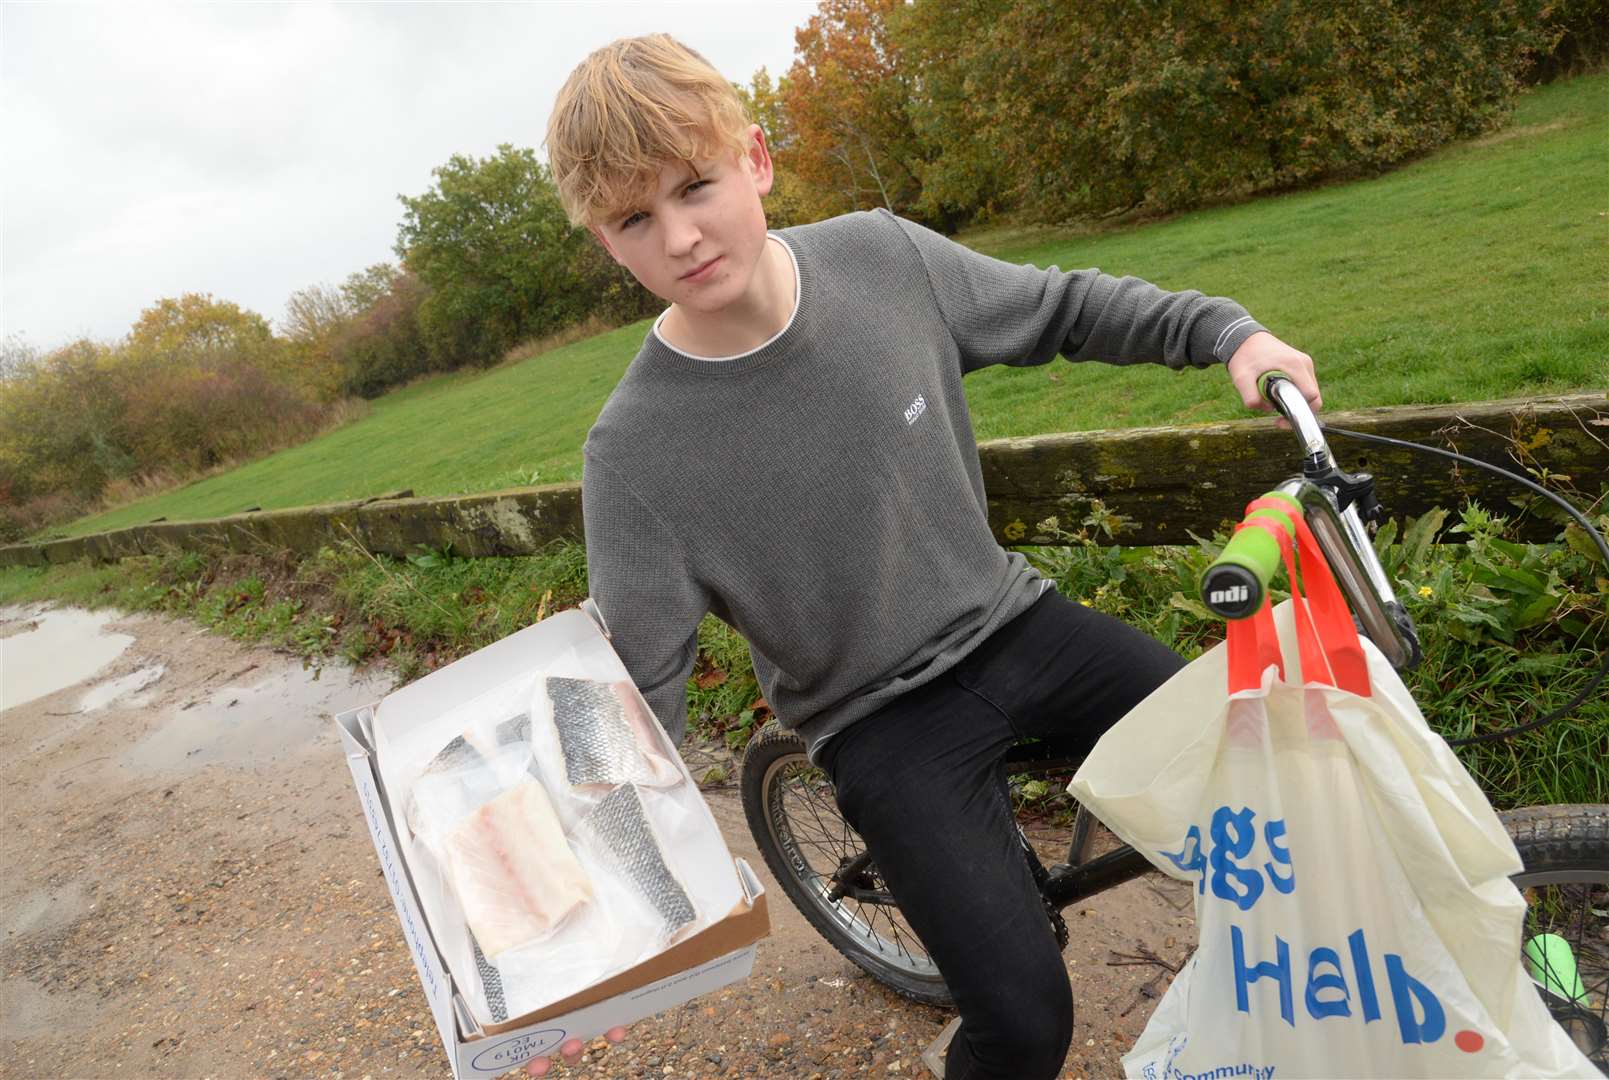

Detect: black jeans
[818, 588, 1187, 1080]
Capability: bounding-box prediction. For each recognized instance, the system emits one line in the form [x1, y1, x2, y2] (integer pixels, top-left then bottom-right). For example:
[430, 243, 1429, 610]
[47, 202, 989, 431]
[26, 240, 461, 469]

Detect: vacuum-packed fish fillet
[466, 710, 543, 785]
[443, 780, 593, 957]
[404, 733, 501, 838]
[578, 783, 695, 941]
[547, 676, 680, 790]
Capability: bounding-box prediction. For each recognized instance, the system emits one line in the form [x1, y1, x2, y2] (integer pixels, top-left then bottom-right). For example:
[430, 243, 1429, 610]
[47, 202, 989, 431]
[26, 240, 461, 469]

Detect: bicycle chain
[1018, 825, 1071, 950]
[1044, 894, 1070, 950]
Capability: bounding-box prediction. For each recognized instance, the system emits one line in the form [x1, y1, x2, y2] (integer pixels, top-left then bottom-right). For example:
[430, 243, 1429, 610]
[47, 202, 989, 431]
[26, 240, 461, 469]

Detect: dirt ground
[0, 601, 1193, 1080]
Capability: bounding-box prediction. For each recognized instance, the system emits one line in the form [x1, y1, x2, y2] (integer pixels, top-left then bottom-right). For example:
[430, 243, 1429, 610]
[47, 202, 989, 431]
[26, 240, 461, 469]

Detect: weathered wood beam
[1, 393, 1602, 569]
[981, 393, 1607, 546]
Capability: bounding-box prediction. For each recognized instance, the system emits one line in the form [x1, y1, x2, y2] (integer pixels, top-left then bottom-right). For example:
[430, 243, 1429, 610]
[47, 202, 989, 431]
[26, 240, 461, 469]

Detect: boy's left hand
[1225, 331, 1321, 426]
[527, 1027, 628, 1075]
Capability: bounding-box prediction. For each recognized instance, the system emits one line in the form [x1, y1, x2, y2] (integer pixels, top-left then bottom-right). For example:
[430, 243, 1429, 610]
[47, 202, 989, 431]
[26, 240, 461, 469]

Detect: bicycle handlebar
[1197, 370, 1423, 669]
[1200, 371, 1309, 619]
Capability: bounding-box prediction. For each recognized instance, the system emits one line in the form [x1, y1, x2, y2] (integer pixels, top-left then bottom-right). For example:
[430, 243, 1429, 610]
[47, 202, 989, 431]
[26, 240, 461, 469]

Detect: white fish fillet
[442, 780, 593, 957]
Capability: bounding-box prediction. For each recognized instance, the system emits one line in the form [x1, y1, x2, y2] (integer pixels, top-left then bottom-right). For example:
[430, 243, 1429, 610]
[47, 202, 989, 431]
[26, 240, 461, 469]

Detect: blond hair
[546, 34, 752, 228]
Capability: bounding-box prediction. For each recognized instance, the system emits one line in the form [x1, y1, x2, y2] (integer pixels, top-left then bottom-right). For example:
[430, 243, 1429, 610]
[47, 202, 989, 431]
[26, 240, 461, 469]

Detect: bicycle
[739, 374, 1609, 1070]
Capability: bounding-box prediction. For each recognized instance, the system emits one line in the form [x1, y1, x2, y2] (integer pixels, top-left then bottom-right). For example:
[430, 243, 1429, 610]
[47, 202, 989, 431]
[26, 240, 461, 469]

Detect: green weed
[1005, 498, 1607, 816]
[4, 487, 1601, 814]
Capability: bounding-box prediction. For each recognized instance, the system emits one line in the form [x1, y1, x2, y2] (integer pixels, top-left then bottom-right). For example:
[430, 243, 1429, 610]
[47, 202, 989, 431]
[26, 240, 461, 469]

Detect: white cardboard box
[332, 602, 769, 1079]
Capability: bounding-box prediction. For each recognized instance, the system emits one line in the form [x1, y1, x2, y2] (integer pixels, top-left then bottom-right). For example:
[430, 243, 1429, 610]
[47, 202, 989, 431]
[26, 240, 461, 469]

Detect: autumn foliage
[760, 0, 1584, 229]
[0, 295, 336, 541]
[779, 0, 927, 221]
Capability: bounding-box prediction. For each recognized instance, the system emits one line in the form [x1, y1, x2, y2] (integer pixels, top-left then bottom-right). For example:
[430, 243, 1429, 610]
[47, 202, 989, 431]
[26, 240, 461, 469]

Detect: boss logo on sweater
[903, 394, 928, 425]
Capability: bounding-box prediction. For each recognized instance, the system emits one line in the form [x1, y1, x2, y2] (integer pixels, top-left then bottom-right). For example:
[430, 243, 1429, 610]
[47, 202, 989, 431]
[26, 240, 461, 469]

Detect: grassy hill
[43, 72, 1608, 542]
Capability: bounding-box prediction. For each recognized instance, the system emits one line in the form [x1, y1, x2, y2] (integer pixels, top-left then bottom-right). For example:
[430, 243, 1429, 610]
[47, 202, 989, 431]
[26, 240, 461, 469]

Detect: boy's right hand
[1225, 331, 1322, 430]
[526, 1026, 628, 1076]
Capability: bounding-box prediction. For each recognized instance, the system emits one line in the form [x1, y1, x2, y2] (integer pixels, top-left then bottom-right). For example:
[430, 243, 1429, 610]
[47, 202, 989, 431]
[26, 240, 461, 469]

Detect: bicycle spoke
[763, 747, 944, 986]
[1522, 879, 1608, 1066]
[884, 905, 917, 961]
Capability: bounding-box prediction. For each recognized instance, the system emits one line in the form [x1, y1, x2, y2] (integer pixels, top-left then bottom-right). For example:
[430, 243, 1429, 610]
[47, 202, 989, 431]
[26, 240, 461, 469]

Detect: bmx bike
[739, 374, 1609, 1069]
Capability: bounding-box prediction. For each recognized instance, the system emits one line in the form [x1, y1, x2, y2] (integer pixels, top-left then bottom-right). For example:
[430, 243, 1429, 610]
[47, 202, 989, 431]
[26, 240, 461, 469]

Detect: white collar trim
[651, 233, 800, 361]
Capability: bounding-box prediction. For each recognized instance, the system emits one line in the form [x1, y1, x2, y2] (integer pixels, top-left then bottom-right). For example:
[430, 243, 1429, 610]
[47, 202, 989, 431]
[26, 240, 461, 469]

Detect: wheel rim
[1513, 865, 1609, 1068]
[761, 750, 944, 985]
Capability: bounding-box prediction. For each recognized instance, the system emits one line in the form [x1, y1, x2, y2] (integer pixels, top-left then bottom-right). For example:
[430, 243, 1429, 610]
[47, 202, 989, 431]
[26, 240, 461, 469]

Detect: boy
[537, 33, 1321, 1080]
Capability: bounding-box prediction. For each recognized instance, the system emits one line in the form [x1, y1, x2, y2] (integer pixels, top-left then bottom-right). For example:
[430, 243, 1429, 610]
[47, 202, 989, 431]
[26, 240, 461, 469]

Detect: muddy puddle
[77, 664, 166, 711]
[0, 605, 135, 712]
[118, 659, 392, 775]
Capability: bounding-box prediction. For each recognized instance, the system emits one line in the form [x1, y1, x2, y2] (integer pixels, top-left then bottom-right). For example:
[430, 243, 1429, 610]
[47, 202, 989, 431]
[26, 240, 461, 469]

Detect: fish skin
[472, 937, 509, 1023]
[486, 711, 541, 780]
[579, 783, 695, 941]
[494, 711, 532, 747]
[404, 733, 493, 837]
[548, 676, 677, 789]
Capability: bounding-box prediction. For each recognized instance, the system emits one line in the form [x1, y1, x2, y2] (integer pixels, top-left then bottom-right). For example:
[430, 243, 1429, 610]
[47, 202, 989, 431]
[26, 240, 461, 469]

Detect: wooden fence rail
[2, 393, 1603, 570]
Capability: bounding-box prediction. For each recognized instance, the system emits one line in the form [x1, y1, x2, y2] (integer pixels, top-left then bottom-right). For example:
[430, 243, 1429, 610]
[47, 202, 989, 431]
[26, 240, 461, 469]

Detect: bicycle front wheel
[1504, 803, 1609, 1072]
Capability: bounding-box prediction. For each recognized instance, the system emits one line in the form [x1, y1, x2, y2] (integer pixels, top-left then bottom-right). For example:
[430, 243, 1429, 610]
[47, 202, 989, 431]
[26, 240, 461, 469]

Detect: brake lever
[1259, 373, 1379, 523]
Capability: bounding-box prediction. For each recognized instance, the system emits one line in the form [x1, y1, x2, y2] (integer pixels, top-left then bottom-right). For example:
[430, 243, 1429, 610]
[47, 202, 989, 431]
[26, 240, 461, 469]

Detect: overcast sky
[1, 2, 817, 350]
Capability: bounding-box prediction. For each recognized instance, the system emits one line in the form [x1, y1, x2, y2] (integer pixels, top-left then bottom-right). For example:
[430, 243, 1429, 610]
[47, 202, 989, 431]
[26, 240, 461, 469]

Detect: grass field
[39, 72, 1608, 542]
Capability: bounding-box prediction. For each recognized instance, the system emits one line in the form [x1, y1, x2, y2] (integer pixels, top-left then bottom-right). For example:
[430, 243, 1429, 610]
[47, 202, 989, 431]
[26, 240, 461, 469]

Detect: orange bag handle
[1228, 498, 1372, 698]
[1226, 518, 1287, 693]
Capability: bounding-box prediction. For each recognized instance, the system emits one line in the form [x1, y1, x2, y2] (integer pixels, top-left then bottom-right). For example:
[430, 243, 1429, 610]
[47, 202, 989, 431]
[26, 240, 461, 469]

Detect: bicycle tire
[1502, 803, 1609, 1071]
[739, 719, 953, 1006]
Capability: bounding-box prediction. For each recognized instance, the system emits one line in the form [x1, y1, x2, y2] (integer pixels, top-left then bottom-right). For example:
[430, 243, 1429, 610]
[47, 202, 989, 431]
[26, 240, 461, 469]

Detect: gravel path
[1, 602, 1192, 1079]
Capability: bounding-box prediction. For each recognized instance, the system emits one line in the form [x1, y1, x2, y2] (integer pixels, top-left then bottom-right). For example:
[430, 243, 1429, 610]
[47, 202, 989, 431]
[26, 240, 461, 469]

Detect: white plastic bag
[1068, 511, 1597, 1078]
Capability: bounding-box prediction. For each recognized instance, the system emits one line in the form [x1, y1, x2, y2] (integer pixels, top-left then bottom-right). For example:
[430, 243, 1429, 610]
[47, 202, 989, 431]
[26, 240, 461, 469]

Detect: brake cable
[1322, 424, 1609, 746]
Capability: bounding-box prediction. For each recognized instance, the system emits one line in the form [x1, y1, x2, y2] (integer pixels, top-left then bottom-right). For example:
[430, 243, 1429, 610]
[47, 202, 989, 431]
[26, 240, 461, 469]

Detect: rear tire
[739, 719, 952, 1006]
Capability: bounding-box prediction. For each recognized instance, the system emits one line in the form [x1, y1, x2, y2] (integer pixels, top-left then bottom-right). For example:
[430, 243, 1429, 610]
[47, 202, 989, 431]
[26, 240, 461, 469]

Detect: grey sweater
[582, 209, 1264, 759]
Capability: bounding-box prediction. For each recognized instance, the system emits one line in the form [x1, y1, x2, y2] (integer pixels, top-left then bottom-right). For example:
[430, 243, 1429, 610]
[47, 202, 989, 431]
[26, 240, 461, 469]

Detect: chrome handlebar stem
[1261, 377, 1423, 670]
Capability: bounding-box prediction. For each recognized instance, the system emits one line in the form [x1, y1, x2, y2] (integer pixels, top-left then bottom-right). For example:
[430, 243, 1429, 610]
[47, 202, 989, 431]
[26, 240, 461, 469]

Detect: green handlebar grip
[1257, 369, 1292, 404]
[1199, 491, 1302, 618]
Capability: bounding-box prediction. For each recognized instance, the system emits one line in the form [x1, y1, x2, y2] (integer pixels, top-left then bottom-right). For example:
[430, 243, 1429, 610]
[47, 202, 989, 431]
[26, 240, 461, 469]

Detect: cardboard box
[333, 601, 769, 1078]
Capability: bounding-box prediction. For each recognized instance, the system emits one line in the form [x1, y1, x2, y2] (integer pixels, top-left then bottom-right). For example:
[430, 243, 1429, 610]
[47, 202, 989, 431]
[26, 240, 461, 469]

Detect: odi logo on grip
[1210, 584, 1251, 607]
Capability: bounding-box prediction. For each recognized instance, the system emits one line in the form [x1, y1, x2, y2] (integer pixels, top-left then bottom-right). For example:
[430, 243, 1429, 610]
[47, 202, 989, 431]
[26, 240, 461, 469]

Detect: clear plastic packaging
[371, 609, 742, 1027]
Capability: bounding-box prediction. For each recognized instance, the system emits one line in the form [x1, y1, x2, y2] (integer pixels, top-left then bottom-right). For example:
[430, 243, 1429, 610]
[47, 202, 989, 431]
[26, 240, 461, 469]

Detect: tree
[331, 270, 433, 399]
[893, 0, 1560, 226]
[127, 293, 278, 364]
[781, 0, 929, 221]
[0, 333, 40, 383]
[340, 263, 400, 313]
[0, 339, 127, 504]
[282, 283, 350, 343]
[282, 283, 355, 401]
[281, 264, 414, 400]
[736, 68, 817, 229]
[120, 293, 318, 472]
[395, 144, 594, 367]
[894, 0, 1013, 229]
